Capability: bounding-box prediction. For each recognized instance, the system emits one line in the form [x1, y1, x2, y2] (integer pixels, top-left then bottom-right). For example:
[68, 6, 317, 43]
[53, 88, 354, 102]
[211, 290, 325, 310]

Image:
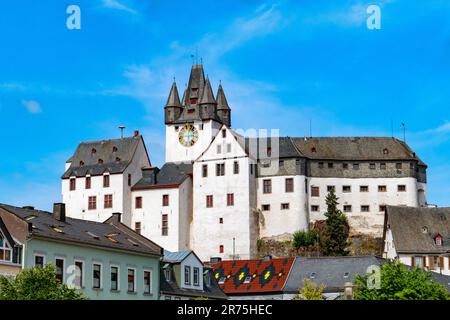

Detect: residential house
[160, 250, 227, 300]
[0, 203, 162, 300]
[0, 217, 22, 277]
[383, 205, 450, 275]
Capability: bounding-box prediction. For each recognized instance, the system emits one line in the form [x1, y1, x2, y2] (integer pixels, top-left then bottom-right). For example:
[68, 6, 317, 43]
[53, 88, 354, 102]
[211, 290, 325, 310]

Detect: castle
[62, 64, 428, 261]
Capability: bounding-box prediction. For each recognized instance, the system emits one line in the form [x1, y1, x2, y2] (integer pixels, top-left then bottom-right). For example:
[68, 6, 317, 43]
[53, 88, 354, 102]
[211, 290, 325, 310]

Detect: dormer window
[383, 148, 389, 155]
[91, 148, 97, 155]
[435, 234, 443, 246]
[98, 159, 104, 164]
[79, 160, 84, 166]
[311, 147, 316, 153]
[115, 157, 121, 162]
[422, 226, 428, 234]
[112, 146, 118, 153]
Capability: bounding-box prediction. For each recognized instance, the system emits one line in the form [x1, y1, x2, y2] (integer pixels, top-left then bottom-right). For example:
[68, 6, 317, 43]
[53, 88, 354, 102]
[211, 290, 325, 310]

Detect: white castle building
[62, 64, 428, 261]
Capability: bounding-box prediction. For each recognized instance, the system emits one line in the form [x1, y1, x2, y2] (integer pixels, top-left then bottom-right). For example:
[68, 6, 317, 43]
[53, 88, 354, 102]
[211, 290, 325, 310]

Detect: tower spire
[216, 82, 231, 127]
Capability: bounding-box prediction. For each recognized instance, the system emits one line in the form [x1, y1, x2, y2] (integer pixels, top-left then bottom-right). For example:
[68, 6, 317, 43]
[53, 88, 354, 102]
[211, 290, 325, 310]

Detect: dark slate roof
[242, 137, 302, 159]
[386, 206, 450, 254]
[165, 81, 182, 108]
[132, 162, 192, 190]
[216, 84, 230, 110]
[209, 257, 294, 295]
[159, 268, 227, 300]
[291, 137, 426, 165]
[0, 204, 162, 257]
[163, 250, 192, 263]
[284, 256, 384, 293]
[62, 135, 144, 178]
[199, 78, 217, 105]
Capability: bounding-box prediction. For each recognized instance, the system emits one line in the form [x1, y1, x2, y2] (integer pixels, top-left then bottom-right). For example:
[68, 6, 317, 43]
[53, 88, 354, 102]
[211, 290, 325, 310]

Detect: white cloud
[102, 0, 137, 15]
[21, 100, 42, 114]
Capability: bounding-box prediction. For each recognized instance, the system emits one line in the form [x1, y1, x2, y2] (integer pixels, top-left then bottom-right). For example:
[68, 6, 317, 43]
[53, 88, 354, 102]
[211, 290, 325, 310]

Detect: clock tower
[164, 64, 231, 163]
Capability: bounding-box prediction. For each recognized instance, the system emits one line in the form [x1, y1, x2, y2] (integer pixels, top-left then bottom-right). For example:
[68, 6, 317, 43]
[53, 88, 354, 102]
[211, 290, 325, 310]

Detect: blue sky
[0, 0, 449, 210]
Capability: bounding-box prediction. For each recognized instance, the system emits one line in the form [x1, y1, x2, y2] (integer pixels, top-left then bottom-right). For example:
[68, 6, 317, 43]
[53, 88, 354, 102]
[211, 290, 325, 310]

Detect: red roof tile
[209, 258, 294, 294]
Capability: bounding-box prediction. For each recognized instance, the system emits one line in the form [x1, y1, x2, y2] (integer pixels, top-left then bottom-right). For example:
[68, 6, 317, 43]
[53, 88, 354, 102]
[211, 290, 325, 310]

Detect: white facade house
[383, 206, 450, 276]
[61, 64, 428, 261]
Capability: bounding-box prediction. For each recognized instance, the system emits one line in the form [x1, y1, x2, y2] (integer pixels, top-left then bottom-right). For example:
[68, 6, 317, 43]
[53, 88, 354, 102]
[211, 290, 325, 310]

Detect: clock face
[178, 124, 199, 147]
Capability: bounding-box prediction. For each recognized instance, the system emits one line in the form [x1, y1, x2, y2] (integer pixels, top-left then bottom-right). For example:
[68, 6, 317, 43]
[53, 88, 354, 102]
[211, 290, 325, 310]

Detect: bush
[292, 230, 318, 249]
[0, 264, 87, 300]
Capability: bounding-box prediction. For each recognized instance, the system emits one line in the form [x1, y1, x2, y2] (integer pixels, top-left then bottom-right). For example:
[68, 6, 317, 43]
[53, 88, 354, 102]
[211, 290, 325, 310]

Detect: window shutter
[411, 257, 415, 267]
[429, 256, 434, 270]
[439, 256, 444, 269]
[422, 256, 426, 270]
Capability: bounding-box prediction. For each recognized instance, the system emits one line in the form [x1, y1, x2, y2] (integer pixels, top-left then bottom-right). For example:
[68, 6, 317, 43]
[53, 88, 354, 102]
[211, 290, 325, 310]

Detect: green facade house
[0, 203, 163, 300]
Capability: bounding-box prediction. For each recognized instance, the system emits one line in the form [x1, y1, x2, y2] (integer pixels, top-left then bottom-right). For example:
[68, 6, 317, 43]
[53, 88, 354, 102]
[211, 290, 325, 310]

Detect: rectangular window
[193, 267, 200, 286]
[219, 245, 224, 254]
[93, 264, 101, 289]
[103, 175, 110, 188]
[233, 161, 239, 174]
[55, 258, 64, 283]
[128, 269, 135, 293]
[279, 160, 284, 168]
[75, 261, 83, 288]
[162, 214, 168, 236]
[202, 164, 208, 177]
[361, 205, 370, 212]
[398, 185, 406, 192]
[311, 205, 319, 212]
[135, 196, 142, 209]
[343, 163, 349, 170]
[111, 266, 119, 291]
[85, 177, 91, 189]
[343, 205, 352, 212]
[216, 163, 225, 176]
[311, 186, 320, 197]
[360, 185, 369, 192]
[222, 129, 227, 138]
[328, 162, 333, 168]
[415, 256, 423, 268]
[184, 266, 191, 285]
[343, 185, 351, 193]
[88, 196, 97, 210]
[216, 145, 221, 154]
[396, 163, 402, 170]
[162, 194, 169, 206]
[34, 255, 44, 268]
[327, 185, 335, 192]
[285, 178, 294, 193]
[263, 179, 272, 194]
[219, 217, 223, 224]
[379, 205, 386, 212]
[380, 163, 386, 170]
[206, 195, 214, 208]
[164, 268, 171, 282]
[369, 163, 376, 170]
[227, 193, 234, 206]
[353, 163, 360, 170]
[378, 185, 387, 192]
[318, 162, 324, 169]
[104, 194, 113, 209]
[128, 174, 132, 187]
[262, 204, 270, 211]
[281, 203, 290, 210]
[227, 143, 231, 153]
[70, 178, 76, 191]
[250, 163, 254, 175]
[135, 222, 141, 234]
[144, 270, 152, 294]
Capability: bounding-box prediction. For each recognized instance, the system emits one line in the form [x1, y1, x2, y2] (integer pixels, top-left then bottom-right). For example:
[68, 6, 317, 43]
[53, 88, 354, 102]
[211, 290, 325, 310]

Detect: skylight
[310, 272, 316, 279]
[87, 231, 100, 240]
[343, 272, 350, 278]
[25, 215, 37, 221]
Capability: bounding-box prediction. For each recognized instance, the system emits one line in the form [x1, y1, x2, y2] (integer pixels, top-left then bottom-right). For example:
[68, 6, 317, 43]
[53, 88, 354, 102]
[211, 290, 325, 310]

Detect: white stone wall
[132, 180, 190, 252]
[165, 120, 221, 163]
[308, 177, 419, 236]
[191, 126, 255, 261]
[257, 175, 309, 238]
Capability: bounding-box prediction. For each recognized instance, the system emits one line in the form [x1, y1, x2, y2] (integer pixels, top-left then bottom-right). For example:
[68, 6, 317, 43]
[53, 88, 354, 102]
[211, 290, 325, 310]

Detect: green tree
[354, 261, 450, 300]
[292, 278, 325, 300]
[320, 189, 350, 256]
[0, 264, 87, 300]
[292, 230, 318, 250]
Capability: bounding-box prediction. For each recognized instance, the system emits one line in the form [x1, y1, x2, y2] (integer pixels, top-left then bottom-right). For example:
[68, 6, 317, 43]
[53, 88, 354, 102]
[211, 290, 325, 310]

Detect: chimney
[134, 130, 139, 137]
[52, 203, 66, 222]
[112, 212, 122, 223]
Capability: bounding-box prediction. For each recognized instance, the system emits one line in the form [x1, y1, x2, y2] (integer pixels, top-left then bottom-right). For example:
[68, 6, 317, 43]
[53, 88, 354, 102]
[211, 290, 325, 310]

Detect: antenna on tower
[119, 125, 125, 139]
[391, 119, 394, 138]
[401, 122, 406, 142]
[309, 119, 312, 138]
